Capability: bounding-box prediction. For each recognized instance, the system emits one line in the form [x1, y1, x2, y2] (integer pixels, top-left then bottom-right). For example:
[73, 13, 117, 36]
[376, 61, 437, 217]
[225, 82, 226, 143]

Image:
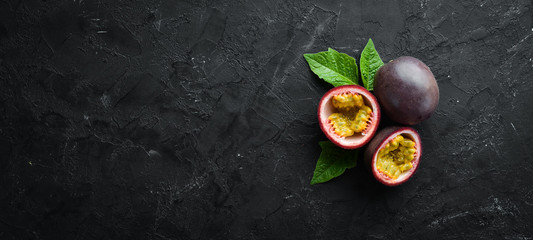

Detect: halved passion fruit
[364, 126, 422, 186]
[318, 85, 381, 149]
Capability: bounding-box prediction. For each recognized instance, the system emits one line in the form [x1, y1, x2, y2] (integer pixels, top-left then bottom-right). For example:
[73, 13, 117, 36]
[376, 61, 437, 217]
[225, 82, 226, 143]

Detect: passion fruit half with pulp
[318, 85, 381, 149]
[364, 126, 422, 186]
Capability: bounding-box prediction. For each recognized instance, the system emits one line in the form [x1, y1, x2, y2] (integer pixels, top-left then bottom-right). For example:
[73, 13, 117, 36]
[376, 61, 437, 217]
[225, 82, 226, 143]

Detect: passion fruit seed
[332, 93, 364, 109]
[327, 93, 372, 137]
[353, 105, 372, 133]
[376, 134, 417, 179]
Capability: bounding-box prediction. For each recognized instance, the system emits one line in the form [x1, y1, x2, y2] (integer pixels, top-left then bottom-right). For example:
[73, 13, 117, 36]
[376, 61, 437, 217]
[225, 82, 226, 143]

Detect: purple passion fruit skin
[374, 56, 439, 125]
[318, 85, 381, 149]
[364, 126, 422, 186]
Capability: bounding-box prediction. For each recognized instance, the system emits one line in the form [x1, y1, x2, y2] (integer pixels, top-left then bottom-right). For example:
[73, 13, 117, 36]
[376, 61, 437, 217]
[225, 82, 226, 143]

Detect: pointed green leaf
[304, 48, 359, 87]
[360, 39, 384, 91]
[310, 141, 358, 185]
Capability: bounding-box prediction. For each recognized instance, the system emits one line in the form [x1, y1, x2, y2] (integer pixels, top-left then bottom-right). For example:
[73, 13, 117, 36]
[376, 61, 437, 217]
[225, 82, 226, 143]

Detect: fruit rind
[374, 56, 439, 125]
[364, 126, 422, 186]
[318, 85, 381, 149]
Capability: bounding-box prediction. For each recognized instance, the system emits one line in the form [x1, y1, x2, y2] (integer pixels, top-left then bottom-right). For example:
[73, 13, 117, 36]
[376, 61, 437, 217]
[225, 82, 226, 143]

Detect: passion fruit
[318, 85, 381, 149]
[364, 126, 422, 186]
[374, 56, 439, 125]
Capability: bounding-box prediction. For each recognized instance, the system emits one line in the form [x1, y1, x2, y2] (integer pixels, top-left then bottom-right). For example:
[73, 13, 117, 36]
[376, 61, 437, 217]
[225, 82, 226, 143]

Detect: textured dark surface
[1, 0, 532, 239]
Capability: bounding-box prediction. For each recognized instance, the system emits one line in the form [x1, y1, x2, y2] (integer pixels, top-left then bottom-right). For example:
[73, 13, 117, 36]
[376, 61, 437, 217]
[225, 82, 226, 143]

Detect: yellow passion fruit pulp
[328, 93, 372, 137]
[376, 134, 416, 179]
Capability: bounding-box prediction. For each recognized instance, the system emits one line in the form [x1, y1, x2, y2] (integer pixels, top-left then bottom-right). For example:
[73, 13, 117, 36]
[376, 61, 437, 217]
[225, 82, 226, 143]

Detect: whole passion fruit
[364, 126, 422, 186]
[374, 56, 439, 125]
[318, 85, 381, 149]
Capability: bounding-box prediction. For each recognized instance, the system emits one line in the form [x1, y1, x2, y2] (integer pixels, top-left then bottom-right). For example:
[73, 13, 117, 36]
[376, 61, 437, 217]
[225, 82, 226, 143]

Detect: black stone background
[1, 0, 532, 239]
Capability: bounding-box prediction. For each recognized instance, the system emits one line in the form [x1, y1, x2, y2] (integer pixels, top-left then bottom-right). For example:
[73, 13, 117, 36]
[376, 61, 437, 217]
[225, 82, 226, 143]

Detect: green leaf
[360, 39, 384, 91]
[310, 141, 358, 185]
[303, 48, 359, 87]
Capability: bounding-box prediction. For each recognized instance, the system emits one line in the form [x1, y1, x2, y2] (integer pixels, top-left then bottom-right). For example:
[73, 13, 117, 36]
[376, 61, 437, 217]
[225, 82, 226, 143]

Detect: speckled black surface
[1, 0, 533, 239]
